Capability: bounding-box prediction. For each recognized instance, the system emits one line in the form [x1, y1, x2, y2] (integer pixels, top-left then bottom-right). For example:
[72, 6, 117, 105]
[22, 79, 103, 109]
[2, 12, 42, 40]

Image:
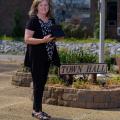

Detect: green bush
[47, 75, 64, 85]
[93, 11, 99, 39]
[12, 10, 23, 39]
[94, 27, 99, 39]
[59, 48, 97, 64]
[49, 66, 58, 75]
[61, 22, 87, 39]
[0, 35, 13, 41]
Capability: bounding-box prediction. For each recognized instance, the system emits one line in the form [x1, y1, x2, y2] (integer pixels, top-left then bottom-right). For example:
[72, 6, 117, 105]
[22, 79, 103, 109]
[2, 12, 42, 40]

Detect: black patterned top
[38, 18, 55, 61]
[25, 16, 60, 68]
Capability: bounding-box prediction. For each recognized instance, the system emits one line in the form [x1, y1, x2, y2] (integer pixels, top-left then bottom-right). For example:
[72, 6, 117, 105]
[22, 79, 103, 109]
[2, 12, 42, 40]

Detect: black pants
[31, 60, 50, 112]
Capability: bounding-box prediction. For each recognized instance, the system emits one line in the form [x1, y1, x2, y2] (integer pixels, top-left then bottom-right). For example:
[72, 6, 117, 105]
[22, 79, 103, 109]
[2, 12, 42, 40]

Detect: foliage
[49, 66, 58, 75]
[63, 38, 98, 43]
[0, 34, 118, 43]
[59, 48, 97, 64]
[106, 76, 120, 86]
[103, 46, 117, 71]
[47, 75, 64, 85]
[47, 74, 120, 89]
[0, 35, 13, 41]
[104, 56, 116, 71]
[61, 22, 88, 39]
[72, 80, 91, 89]
[0, 36, 24, 41]
[93, 10, 100, 39]
[62, 38, 118, 44]
[12, 10, 23, 40]
[94, 22, 99, 39]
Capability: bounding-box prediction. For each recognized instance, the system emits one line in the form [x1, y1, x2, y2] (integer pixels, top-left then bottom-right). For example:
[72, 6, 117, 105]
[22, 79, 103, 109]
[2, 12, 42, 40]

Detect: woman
[24, 0, 62, 119]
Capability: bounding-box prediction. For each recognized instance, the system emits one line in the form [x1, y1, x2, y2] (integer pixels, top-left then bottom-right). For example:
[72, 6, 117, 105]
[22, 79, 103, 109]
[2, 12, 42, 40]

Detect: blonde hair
[29, 0, 52, 17]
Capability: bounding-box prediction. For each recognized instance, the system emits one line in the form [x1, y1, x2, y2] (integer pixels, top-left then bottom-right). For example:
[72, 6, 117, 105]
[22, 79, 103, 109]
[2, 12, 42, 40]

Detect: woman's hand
[42, 34, 55, 43]
[24, 29, 55, 45]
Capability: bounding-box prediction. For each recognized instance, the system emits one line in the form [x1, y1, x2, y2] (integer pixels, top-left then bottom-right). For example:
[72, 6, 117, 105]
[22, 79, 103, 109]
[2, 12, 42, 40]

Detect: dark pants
[31, 59, 50, 112]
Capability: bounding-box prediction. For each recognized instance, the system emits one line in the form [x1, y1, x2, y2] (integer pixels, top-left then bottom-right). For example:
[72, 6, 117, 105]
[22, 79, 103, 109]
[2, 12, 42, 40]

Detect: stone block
[64, 88, 77, 94]
[12, 71, 32, 87]
[93, 95, 106, 103]
[45, 98, 57, 105]
[62, 93, 77, 101]
[43, 91, 51, 98]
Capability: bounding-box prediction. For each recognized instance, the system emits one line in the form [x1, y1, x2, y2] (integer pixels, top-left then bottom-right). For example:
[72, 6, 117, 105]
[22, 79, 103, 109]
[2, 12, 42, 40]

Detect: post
[99, 0, 105, 63]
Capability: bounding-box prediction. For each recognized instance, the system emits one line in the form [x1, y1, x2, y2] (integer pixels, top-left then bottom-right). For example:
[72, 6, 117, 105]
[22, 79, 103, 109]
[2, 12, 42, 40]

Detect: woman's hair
[28, 0, 52, 17]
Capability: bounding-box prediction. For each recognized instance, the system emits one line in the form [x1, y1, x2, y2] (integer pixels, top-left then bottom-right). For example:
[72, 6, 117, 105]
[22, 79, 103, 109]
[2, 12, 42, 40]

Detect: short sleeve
[25, 17, 36, 31]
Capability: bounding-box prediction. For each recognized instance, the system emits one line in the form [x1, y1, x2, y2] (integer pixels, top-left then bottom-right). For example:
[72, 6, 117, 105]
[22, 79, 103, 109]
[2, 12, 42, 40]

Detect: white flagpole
[99, 0, 105, 63]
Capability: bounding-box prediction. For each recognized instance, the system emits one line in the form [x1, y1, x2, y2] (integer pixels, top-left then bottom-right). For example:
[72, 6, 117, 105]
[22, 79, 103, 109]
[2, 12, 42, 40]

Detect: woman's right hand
[42, 34, 54, 43]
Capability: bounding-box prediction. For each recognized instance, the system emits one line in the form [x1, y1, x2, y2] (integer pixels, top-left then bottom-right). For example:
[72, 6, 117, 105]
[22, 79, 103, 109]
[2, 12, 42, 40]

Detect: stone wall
[42, 86, 120, 109]
[11, 68, 120, 109]
[12, 71, 32, 87]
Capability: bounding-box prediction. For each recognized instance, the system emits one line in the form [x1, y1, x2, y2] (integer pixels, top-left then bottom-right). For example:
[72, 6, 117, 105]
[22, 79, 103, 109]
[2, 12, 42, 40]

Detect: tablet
[51, 25, 65, 37]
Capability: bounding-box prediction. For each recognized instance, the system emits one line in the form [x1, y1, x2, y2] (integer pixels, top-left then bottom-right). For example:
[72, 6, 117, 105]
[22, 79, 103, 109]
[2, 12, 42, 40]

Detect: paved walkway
[0, 62, 120, 120]
[0, 54, 24, 63]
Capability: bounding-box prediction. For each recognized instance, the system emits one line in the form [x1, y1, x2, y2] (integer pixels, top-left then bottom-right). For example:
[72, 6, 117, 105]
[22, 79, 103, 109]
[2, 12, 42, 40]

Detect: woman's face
[37, 0, 49, 16]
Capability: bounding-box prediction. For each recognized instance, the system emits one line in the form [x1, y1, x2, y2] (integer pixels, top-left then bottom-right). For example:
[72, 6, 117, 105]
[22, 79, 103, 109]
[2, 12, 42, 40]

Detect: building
[106, 0, 120, 39]
[91, 0, 120, 39]
[52, 0, 90, 23]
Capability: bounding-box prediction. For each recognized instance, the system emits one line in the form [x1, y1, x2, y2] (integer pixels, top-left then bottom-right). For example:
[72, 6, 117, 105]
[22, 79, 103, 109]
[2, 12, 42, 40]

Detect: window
[107, 1, 117, 26]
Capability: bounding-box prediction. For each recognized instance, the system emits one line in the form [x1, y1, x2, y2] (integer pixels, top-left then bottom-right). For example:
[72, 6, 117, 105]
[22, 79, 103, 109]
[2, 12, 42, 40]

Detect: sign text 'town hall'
[59, 64, 107, 75]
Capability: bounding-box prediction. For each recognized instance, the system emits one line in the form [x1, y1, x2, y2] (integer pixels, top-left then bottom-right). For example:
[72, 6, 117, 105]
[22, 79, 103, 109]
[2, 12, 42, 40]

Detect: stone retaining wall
[12, 71, 120, 109]
[12, 72, 32, 87]
[43, 86, 120, 109]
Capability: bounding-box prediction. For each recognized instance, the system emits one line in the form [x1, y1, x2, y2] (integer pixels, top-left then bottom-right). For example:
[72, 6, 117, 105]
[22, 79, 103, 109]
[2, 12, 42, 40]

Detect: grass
[106, 76, 120, 86]
[0, 35, 118, 43]
[47, 75, 64, 85]
[0, 35, 23, 41]
[0, 36, 13, 41]
[62, 38, 118, 44]
[46, 73, 120, 89]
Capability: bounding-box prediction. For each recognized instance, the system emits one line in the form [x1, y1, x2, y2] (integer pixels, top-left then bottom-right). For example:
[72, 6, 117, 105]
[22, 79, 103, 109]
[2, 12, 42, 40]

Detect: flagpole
[99, 0, 105, 63]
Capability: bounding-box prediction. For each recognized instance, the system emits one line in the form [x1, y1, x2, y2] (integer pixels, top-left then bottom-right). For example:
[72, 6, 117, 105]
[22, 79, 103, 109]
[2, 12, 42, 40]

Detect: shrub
[72, 80, 90, 89]
[47, 75, 64, 85]
[93, 11, 99, 39]
[49, 66, 58, 75]
[93, 15, 99, 39]
[106, 76, 120, 86]
[0, 35, 13, 41]
[59, 48, 97, 64]
[61, 22, 88, 39]
[58, 48, 98, 85]
[12, 10, 23, 39]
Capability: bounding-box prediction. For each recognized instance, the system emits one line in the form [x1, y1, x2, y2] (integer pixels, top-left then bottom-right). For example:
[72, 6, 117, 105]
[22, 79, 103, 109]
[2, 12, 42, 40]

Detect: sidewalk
[0, 54, 24, 64]
[0, 62, 120, 120]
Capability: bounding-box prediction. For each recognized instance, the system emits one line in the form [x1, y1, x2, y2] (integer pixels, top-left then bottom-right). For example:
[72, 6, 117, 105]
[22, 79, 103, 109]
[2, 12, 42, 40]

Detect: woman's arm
[24, 29, 54, 45]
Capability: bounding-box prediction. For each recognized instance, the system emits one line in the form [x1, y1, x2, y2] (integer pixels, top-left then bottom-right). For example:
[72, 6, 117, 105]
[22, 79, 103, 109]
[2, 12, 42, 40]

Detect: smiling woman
[24, 0, 64, 119]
